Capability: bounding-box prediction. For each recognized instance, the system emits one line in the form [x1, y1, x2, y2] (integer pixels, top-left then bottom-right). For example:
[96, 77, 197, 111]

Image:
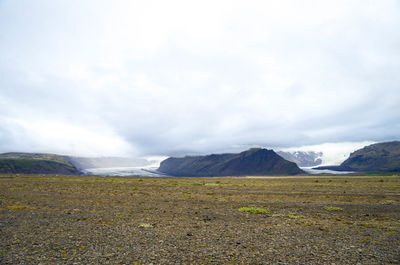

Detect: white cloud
[0, 118, 135, 157]
[0, 0, 399, 157]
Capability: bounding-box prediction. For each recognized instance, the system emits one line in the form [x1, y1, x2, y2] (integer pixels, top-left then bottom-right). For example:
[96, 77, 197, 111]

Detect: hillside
[158, 148, 304, 176]
[314, 141, 400, 172]
[0, 153, 80, 175]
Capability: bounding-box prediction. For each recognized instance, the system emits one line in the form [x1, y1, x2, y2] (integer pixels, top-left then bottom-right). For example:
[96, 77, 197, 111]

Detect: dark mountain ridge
[313, 141, 400, 172]
[158, 148, 304, 176]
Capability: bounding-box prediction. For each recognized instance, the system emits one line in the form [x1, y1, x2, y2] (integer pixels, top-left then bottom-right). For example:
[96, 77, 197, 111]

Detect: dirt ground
[1, 174, 399, 264]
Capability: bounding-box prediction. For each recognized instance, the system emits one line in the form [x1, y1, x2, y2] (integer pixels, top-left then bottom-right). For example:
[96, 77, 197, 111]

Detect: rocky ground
[1, 174, 399, 264]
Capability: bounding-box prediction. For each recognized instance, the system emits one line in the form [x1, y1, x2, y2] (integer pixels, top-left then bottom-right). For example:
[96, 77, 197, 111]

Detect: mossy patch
[6, 205, 36, 210]
[324, 206, 343, 211]
[238, 207, 270, 214]
[138, 223, 153, 228]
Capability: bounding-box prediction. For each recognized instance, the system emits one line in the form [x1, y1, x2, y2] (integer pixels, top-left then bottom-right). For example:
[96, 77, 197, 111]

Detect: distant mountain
[158, 148, 304, 177]
[67, 156, 150, 170]
[313, 141, 400, 172]
[0, 152, 157, 176]
[0, 152, 80, 175]
[277, 151, 323, 167]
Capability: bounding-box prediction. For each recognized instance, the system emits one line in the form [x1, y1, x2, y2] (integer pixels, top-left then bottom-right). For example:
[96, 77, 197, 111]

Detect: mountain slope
[340, 141, 400, 172]
[0, 152, 80, 174]
[314, 141, 400, 172]
[158, 148, 304, 176]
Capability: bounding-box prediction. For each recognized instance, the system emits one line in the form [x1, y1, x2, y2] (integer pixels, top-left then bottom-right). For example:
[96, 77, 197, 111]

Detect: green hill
[0, 152, 80, 175]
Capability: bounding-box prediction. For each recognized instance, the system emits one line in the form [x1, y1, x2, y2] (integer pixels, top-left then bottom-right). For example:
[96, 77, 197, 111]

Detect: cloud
[0, 0, 399, 156]
[0, 117, 135, 157]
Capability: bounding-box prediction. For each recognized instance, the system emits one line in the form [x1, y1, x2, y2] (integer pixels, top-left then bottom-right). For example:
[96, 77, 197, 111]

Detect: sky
[0, 0, 399, 160]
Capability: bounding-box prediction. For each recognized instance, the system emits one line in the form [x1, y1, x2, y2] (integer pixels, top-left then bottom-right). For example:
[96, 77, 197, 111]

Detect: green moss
[271, 213, 285, 217]
[138, 223, 153, 228]
[238, 207, 270, 214]
[323, 206, 343, 211]
[7, 205, 35, 210]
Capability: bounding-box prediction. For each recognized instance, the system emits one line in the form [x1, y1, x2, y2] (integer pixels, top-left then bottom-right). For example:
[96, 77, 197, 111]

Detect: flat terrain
[1, 174, 399, 264]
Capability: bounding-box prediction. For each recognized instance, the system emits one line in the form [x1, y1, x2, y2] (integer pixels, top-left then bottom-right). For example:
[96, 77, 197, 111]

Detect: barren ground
[1, 174, 399, 264]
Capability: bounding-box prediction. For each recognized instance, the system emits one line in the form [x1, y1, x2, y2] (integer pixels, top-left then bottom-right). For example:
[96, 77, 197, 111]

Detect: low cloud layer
[0, 1, 399, 157]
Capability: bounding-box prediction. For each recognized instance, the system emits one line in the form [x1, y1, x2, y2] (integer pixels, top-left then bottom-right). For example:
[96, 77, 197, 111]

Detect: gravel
[1, 175, 399, 264]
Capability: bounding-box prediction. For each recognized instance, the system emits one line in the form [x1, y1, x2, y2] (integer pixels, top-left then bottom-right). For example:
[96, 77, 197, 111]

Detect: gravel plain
[1, 174, 399, 264]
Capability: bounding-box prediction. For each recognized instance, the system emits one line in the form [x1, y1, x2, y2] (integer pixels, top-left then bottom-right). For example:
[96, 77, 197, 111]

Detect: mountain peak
[158, 148, 304, 176]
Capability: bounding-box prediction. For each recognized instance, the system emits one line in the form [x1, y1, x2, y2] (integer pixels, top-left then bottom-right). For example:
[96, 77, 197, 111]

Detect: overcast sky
[0, 0, 399, 158]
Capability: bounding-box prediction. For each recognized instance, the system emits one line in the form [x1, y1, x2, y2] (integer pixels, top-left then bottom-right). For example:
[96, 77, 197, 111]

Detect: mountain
[0, 152, 80, 175]
[277, 151, 323, 167]
[158, 148, 304, 176]
[313, 141, 400, 172]
[0, 152, 156, 175]
[67, 156, 150, 170]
